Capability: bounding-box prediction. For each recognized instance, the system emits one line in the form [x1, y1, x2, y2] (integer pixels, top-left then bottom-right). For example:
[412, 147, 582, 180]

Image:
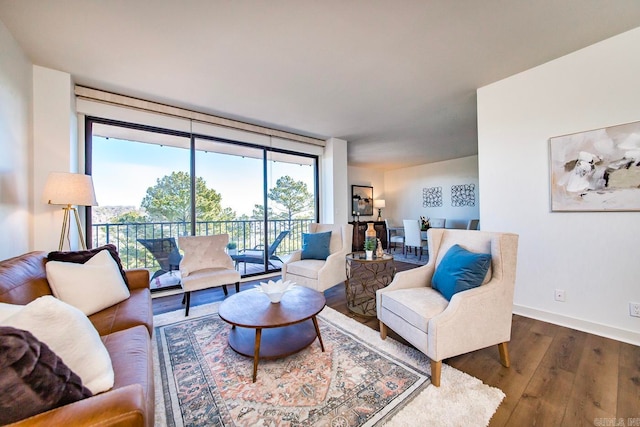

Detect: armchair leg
[430, 360, 442, 387]
[379, 321, 387, 340]
[498, 342, 511, 368]
[222, 285, 228, 296]
[184, 291, 191, 316]
[235, 282, 240, 293]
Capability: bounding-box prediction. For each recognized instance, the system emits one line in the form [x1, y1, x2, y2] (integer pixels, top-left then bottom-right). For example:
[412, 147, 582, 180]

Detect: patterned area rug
[154, 303, 504, 426]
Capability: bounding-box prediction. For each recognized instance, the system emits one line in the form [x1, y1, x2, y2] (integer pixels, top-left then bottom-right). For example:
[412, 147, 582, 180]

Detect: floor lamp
[43, 172, 98, 251]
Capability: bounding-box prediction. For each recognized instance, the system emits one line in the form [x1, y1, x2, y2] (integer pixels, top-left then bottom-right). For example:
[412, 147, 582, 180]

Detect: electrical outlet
[554, 289, 566, 302]
[630, 302, 640, 317]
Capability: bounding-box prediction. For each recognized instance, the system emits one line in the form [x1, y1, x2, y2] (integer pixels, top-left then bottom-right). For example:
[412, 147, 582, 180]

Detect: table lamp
[374, 199, 386, 221]
[43, 172, 98, 250]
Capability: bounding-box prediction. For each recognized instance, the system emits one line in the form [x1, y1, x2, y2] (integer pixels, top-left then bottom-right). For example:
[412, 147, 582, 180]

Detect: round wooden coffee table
[218, 285, 326, 382]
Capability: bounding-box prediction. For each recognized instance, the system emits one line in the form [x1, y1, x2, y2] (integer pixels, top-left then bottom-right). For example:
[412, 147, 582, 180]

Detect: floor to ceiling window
[88, 118, 318, 291]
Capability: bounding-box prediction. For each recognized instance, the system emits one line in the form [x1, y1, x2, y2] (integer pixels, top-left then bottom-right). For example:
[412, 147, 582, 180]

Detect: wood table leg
[253, 328, 262, 382]
[312, 316, 325, 352]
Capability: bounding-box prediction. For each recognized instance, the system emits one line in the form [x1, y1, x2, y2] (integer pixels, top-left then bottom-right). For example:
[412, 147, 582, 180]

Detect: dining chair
[429, 218, 446, 228]
[403, 219, 428, 260]
[385, 219, 405, 253]
[467, 219, 480, 230]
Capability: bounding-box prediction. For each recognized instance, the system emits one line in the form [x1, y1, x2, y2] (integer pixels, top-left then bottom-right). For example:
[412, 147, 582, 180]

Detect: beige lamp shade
[43, 172, 98, 206]
[374, 199, 386, 208]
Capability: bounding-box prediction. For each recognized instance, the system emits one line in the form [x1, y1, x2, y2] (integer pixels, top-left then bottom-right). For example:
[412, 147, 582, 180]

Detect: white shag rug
[153, 302, 504, 426]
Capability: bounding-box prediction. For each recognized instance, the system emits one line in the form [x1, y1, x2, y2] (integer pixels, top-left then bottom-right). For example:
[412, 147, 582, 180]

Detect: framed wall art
[549, 120, 640, 211]
[351, 185, 373, 216]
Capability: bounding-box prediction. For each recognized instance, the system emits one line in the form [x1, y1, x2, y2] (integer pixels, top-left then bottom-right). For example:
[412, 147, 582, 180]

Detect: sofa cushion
[45, 250, 131, 316]
[180, 268, 241, 292]
[0, 302, 24, 322]
[102, 326, 153, 398]
[432, 244, 491, 301]
[380, 288, 449, 333]
[285, 259, 325, 279]
[1, 296, 114, 394]
[0, 326, 92, 425]
[89, 287, 153, 337]
[301, 231, 332, 260]
[47, 244, 129, 287]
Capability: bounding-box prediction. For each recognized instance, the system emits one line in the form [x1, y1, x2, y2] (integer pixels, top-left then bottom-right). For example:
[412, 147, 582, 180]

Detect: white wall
[348, 165, 386, 222]
[0, 20, 32, 259]
[32, 66, 78, 251]
[383, 156, 480, 229]
[322, 138, 348, 224]
[478, 27, 640, 345]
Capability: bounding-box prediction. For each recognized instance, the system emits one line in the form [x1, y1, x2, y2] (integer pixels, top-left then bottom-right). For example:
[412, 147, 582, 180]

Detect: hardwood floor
[152, 261, 640, 426]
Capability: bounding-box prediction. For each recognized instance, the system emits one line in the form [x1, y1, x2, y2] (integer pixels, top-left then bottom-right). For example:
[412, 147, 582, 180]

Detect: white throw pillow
[1, 295, 114, 394]
[0, 302, 24, 322]
[46, 249, 131, 316]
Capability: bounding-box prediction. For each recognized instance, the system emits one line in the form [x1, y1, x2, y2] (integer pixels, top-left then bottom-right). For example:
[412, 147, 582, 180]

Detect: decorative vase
[365, 250, 373, 260]
[365, 222, 376, 239]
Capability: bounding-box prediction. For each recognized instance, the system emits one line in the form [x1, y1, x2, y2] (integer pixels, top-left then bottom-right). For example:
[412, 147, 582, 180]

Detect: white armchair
[376, 228, 519, 386]
[282, 223, 353, 293]
[178, 234, 241, 316]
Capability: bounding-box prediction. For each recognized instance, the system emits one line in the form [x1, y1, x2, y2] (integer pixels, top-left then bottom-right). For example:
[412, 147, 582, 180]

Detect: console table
[349, 221, 387, 252]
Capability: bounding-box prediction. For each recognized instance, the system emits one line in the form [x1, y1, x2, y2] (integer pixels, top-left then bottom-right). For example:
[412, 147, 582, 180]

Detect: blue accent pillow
[301, 232, 332, 260]
[432, 244, 491, 301]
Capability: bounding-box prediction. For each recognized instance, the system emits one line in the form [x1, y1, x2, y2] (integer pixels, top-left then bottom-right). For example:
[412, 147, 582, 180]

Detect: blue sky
[92, 136, 314, 216]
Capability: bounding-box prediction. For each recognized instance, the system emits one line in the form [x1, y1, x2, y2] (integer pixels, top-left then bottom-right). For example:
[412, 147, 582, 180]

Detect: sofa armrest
[125, 269, 150, 290]
[8, 384, 148, 427]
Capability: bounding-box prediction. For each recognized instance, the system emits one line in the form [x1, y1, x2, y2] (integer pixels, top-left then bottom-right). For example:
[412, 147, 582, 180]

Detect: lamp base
[58, 205, 87, 251]
[376, 208, 383, 221]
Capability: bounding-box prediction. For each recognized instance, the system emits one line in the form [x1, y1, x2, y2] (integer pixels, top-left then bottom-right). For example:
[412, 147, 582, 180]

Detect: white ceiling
[2, 1, 640, 170]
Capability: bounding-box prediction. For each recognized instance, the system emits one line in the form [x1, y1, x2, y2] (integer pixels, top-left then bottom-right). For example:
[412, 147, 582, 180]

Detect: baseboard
[513, 304, 640, 346]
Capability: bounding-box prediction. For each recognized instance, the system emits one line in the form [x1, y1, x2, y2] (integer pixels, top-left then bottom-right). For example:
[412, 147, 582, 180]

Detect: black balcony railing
[92, 219, 313, 272]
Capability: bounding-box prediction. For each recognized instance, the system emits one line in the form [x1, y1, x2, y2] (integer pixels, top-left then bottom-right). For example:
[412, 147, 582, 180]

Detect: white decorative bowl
[254, 279, 296, 303]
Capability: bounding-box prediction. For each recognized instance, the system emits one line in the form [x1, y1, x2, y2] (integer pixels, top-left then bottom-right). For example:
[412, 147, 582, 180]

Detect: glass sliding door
[266, 151, 317, 269]
[90, 121, 190, 291]
[194, 138, 267, 274]
[88, 118, 319, 283]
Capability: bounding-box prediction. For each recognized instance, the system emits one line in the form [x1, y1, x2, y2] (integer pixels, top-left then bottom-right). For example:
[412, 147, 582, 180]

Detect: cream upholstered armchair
[376, 228, 519, 387]
[178, 234, 241, 316]
[282, 223, 353, 293]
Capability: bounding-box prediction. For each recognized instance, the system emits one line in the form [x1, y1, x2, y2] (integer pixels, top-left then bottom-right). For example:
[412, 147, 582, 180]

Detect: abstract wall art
[352, 185, 374, 216]
[549, 120, 640, 211]
[422, 186, 443, 207]
[451, 184, 476, 207]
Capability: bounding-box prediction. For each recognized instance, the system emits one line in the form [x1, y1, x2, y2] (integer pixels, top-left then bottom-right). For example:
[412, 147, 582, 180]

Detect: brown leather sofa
[0, 251, 154, 427]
